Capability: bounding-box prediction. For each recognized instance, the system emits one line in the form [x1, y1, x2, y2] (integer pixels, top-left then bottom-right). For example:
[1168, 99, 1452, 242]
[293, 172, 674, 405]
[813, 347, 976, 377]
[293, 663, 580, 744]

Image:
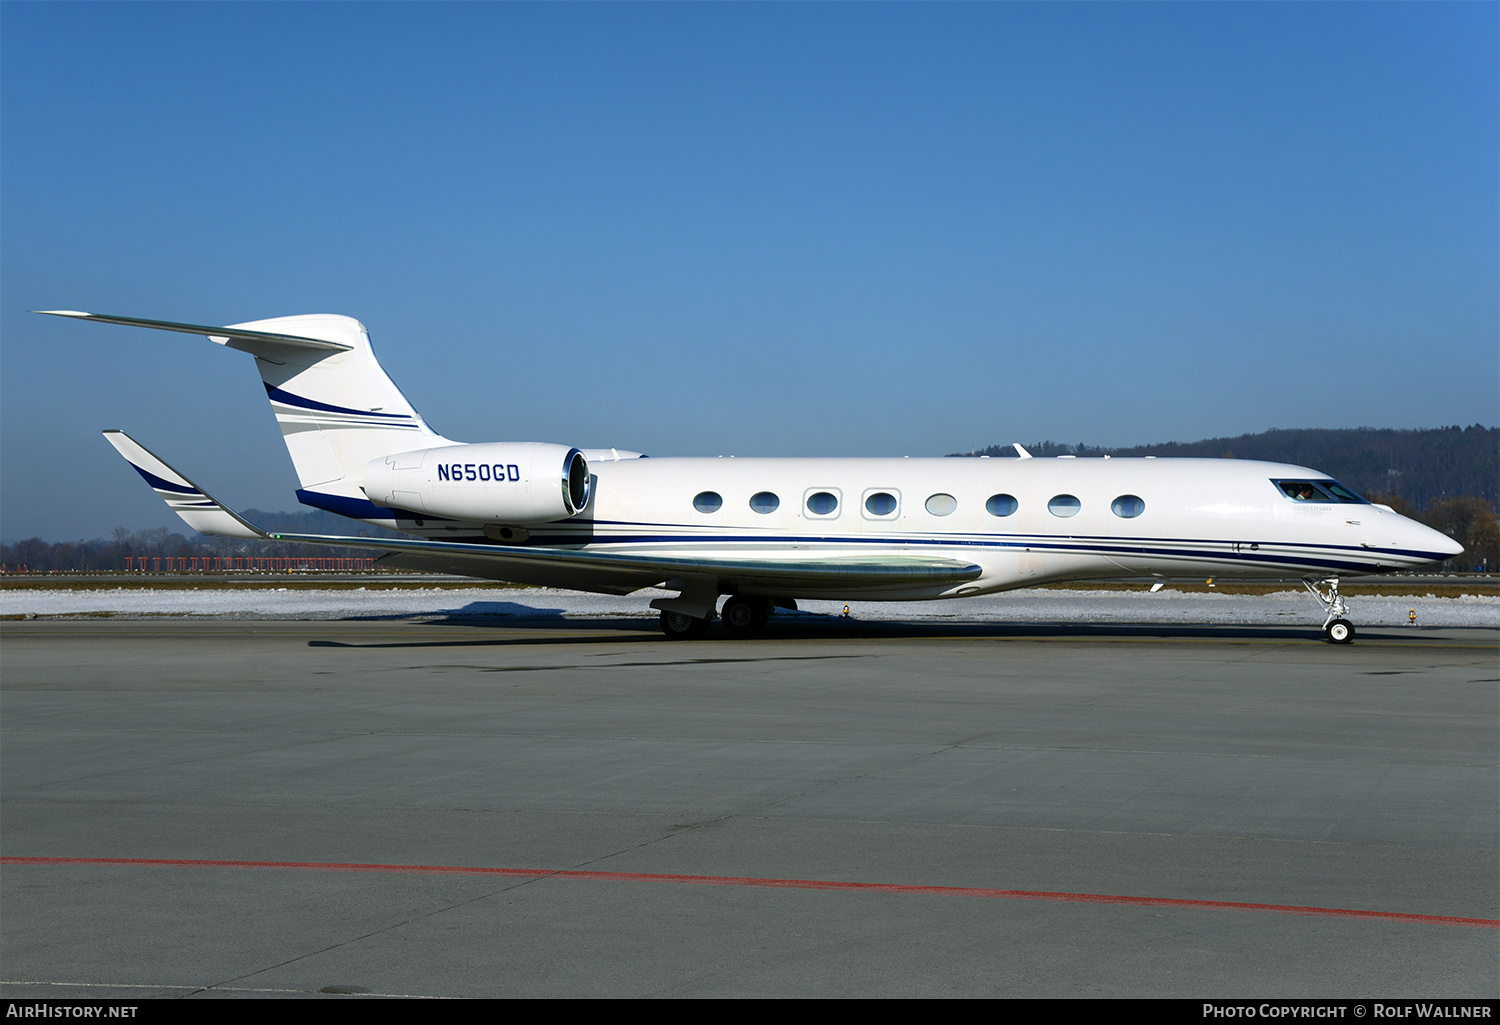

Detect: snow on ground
[3, 585, 1496, 627]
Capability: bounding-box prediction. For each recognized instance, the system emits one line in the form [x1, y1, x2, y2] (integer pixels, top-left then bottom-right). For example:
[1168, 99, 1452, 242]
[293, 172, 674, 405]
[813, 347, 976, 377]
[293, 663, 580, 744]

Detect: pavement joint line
[184, 868, 548, 996]
[6, 856, 1494, 929]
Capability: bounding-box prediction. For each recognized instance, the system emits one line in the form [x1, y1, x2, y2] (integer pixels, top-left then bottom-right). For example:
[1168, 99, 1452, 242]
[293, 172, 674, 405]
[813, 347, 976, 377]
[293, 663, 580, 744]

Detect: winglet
[101, 431, 267, 540]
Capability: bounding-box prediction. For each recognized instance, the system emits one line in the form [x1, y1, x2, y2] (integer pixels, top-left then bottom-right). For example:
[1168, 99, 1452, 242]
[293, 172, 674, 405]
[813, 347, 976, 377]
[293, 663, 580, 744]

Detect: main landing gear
[659, 609, 711, 640]
[720, 595, 774, 638]
[658, 594, 778, 640]
[1303, 576, 1355, 644]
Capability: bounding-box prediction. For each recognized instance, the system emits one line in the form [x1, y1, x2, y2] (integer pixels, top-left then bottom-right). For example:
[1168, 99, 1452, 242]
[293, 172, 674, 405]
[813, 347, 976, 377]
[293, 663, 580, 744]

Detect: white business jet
[41, 311, 1463, 642]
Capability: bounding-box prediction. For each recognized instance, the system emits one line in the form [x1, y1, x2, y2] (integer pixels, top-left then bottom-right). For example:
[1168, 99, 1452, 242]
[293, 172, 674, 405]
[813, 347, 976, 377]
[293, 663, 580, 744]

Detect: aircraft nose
[1389, 511, 1465, 561]
[1410, 519, 1464, 558]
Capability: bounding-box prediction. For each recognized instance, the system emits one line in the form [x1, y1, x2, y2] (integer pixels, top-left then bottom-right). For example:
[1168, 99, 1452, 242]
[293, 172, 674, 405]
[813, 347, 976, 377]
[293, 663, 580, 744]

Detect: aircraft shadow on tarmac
[302, 609, 1444, 649]
[338, 599, 570, 622]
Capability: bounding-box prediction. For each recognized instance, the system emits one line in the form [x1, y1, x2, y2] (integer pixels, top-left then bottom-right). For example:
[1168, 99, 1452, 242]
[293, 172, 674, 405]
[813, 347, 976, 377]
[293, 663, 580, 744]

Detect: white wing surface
[103, 431, 983, 595]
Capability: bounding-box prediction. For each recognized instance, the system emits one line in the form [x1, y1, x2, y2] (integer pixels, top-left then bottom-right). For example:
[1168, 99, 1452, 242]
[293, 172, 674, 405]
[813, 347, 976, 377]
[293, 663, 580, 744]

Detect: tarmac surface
[3, 580, 1496, 627]
[2, 615, 1496, 998]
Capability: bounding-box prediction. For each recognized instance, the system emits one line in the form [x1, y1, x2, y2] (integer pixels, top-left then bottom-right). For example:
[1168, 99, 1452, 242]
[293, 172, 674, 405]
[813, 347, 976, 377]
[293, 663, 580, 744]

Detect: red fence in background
[3, 557, 378, 574]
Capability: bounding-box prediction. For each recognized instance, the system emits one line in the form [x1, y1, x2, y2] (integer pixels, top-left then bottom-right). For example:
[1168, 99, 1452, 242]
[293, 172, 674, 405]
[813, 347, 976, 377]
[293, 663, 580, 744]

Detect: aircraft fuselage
[386, 454, 1455, 600]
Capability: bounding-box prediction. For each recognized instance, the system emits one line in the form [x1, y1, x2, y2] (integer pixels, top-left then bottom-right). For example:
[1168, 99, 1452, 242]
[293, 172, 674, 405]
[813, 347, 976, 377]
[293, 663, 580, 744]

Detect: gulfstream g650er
[42, 311, 1462, 641]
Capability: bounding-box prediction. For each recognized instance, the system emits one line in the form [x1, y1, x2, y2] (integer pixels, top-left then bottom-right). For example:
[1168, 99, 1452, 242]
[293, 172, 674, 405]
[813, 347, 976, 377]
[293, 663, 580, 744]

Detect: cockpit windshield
[1272, 479, 1369, 504]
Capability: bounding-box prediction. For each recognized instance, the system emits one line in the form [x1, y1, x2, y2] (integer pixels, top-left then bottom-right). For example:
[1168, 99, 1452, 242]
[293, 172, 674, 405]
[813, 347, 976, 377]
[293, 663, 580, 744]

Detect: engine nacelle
[363, 443, 591, 523]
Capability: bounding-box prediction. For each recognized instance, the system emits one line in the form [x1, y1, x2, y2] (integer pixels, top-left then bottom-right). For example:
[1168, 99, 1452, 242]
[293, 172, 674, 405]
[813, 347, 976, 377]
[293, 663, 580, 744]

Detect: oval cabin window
[1048, 494, 1081, 518]
[806, 491, 839, 516]
[985, 494, 1018, 517]
[865, 492, 897, 516]
[1111, 495, 1145, 518]
[749, 492, 780, 514]
[925, 493, 958, 516]
[693, 491, 723, 514]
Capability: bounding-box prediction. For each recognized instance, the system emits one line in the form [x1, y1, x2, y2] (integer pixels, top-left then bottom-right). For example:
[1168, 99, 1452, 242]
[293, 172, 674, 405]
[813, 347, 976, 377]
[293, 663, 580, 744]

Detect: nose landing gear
[1303, 577, 1356, 644]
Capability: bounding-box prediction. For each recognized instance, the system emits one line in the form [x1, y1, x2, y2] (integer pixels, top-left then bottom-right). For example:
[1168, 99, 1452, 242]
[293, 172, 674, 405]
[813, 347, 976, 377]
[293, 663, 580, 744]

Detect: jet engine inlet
[564, 448, 590, 516]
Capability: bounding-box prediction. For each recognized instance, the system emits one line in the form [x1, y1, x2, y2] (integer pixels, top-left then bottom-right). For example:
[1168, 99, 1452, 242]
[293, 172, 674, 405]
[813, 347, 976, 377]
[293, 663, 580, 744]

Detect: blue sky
[3, 2, 1496, 541]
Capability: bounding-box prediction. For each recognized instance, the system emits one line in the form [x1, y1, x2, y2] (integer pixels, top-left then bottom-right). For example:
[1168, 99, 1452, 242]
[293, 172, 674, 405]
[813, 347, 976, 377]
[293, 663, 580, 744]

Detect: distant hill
[954, 425, 1498, 510]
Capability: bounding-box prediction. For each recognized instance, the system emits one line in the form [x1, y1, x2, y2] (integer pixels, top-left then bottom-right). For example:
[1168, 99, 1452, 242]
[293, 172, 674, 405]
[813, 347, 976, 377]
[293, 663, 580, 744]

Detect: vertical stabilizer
[36, 309, 457, 504]
[219, 314, 455, 500]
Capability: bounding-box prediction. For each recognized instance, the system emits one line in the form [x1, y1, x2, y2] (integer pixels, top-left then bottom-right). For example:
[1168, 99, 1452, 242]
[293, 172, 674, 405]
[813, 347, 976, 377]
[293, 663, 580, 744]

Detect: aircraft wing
[266, 530, 984, 589]
[103, 431, 983, 593]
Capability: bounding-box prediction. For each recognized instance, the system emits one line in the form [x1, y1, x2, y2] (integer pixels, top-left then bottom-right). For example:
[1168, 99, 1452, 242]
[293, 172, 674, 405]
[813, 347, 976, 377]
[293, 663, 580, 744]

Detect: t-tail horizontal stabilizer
[102, 431, 267, 541]
[37, 311, 352, 357]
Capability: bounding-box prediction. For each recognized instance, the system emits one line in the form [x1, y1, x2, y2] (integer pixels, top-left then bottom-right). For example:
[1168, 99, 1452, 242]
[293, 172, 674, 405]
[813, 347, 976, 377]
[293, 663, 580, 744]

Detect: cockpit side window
[1272, 479, 1368, 504]
[1277, 480, 1329, 502]
[1317, 480, 1368, 503]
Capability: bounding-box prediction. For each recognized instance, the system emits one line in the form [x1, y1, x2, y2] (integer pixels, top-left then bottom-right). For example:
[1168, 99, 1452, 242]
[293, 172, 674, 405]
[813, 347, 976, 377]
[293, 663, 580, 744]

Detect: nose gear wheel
[1303, 577, 1355, 644]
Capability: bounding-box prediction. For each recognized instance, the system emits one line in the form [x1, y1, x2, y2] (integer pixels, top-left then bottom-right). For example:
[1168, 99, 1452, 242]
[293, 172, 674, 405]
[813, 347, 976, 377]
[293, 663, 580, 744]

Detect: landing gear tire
[660, 610, 711, 640]
[721, 595, 772, 638]
[1305, 578, 1356, 647]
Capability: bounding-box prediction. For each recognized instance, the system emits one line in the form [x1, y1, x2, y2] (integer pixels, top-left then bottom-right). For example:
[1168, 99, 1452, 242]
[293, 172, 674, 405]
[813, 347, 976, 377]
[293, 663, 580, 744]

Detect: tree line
[2, 511, 400, 574]
[956, 425, 1496, 508]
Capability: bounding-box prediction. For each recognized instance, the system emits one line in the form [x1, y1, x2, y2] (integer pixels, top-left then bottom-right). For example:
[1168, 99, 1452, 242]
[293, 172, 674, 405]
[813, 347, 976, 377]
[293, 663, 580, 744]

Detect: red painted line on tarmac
[5, 856, 1495, 929]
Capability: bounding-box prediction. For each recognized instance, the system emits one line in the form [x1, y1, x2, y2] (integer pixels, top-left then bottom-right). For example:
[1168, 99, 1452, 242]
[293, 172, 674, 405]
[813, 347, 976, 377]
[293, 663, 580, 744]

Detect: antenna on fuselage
[1013, 443, 1033, 459]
